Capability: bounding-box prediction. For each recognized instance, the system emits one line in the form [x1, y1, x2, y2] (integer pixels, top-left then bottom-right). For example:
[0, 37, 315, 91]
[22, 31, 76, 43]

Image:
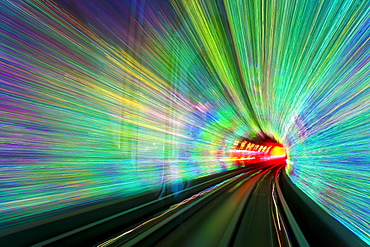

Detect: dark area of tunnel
[280, 172, 367, 247]
[245, 133, 283, 146]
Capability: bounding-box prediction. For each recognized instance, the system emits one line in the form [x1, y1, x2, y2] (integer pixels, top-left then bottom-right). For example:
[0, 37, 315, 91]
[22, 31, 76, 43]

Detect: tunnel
[0, 0, 369, 246]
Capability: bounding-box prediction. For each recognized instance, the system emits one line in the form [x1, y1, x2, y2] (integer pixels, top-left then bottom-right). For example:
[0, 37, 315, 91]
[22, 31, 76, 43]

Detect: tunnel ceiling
[1, 0, 369, 244]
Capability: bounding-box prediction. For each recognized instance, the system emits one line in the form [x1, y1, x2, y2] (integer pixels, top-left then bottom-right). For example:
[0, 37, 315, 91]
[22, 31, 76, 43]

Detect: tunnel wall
[1, 0, 369, 244]
[1, 0, 252, 233]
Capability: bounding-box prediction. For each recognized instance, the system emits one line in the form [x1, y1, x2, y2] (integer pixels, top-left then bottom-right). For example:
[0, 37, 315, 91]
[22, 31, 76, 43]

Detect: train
[230, 140, 287, 167]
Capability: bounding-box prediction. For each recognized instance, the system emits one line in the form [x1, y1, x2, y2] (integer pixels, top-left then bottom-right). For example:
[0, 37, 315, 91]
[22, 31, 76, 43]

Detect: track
[21, 162, 365, 246]
[232, 171, 278, 246]
[155, 170, 268, 247]
[98, 164, 292, 247]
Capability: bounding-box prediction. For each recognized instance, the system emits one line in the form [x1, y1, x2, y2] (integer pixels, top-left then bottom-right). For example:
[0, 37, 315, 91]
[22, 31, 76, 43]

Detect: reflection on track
[155, 170, 265, 247]
[232, 171, 277, 246]
[99, 163, 290, 246]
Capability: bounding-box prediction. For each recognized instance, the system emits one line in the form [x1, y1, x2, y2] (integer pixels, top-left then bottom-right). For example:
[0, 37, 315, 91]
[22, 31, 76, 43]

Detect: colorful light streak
[0, 0, 369, 243]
